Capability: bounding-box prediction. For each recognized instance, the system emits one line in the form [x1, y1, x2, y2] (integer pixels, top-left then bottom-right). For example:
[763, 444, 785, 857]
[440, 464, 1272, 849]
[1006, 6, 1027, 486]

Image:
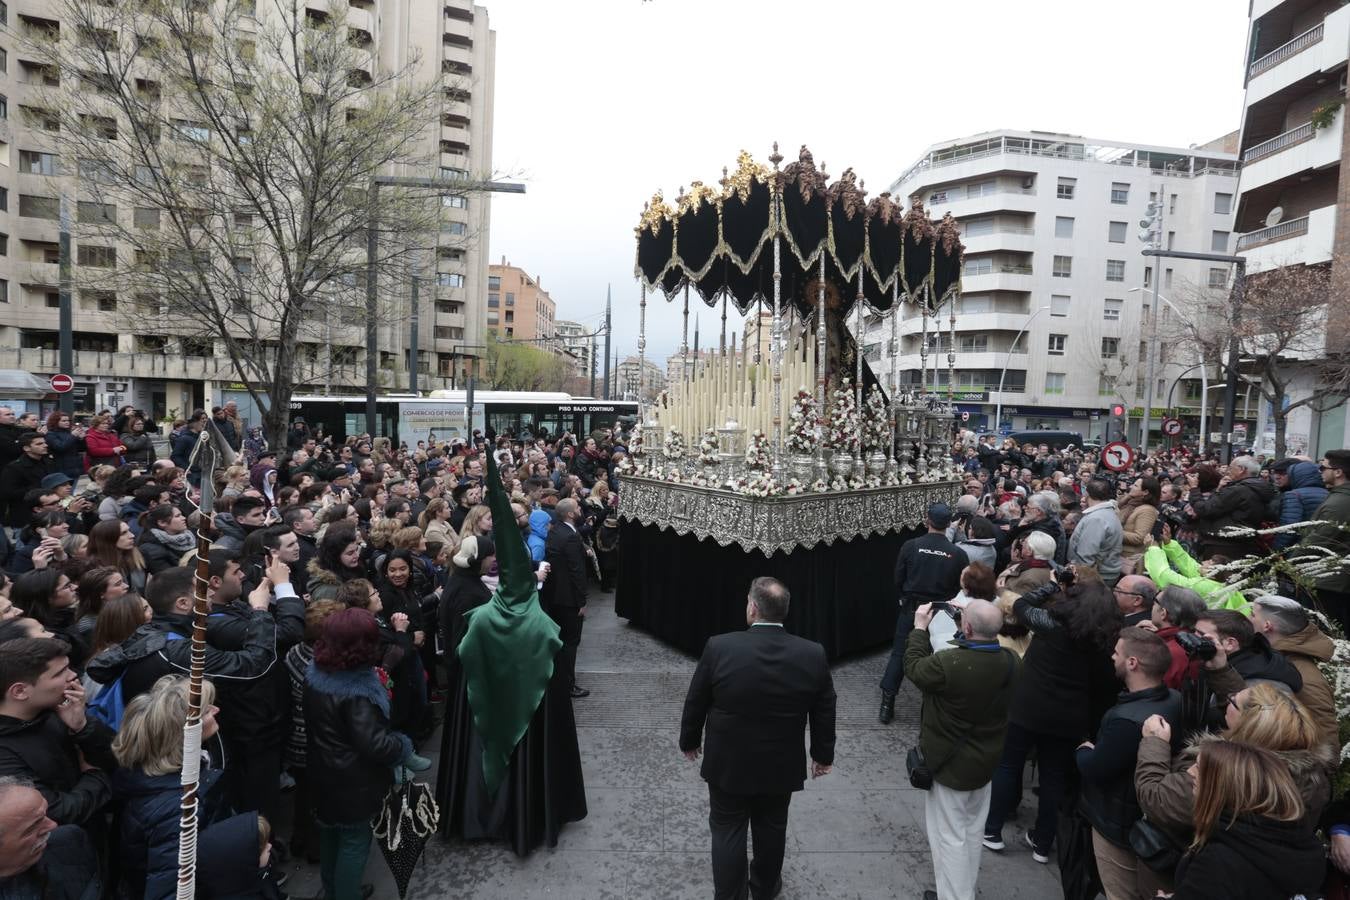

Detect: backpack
[87, 632, 184, 730]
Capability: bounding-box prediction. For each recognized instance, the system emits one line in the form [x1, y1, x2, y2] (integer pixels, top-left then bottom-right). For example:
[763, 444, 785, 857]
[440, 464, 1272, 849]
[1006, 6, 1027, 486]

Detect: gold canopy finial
[769, 141, 783, 169]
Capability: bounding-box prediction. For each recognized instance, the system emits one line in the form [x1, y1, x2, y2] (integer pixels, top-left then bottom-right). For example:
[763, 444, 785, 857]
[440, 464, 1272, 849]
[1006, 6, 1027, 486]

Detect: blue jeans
[984, 721, 1076, 849]
[317, 820, 373, 900]
[879, 605, 915, 695]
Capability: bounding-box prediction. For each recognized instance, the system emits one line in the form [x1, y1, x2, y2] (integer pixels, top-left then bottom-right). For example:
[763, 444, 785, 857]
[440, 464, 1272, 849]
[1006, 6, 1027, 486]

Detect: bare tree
[27, 0, 474, 447]
[1167, 264, 1350, 457]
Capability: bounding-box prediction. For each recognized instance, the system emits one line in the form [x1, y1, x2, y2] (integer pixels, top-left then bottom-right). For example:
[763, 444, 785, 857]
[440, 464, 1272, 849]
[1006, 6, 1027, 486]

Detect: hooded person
[435, 452, 587, 856]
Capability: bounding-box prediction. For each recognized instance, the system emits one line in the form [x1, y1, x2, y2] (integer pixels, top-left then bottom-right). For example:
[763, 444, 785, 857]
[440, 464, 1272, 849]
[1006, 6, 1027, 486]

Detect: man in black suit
[679, 577, 837, 900]
[541, 497, 589, 698]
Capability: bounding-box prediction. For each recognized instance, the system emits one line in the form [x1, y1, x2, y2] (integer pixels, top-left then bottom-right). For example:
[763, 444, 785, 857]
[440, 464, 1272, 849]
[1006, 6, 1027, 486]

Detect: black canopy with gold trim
[635, 146, 963, 316]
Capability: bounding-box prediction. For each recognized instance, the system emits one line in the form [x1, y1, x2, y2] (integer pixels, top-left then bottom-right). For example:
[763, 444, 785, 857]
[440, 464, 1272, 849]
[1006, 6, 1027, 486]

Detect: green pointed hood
[456, 452, 562, 795]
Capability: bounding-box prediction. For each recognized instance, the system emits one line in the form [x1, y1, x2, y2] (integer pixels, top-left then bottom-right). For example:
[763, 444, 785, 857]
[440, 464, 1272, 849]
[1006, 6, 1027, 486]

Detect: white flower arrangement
[733, 470, 778, 497]
[744, 429, 771, 471]
[824, 377, 860, 454]
[862, 385, 890, 452]
[663, 427, 685, 460]
[698, 427, 720, 466]
[810, 478, 830, 493]
[783, 478, 807, 496]
[786, 387, 819, 455]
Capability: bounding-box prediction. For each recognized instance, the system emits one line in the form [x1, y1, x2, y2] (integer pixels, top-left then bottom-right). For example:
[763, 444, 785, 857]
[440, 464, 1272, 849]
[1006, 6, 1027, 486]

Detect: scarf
[457, 453, 561, 795]
[151, 528, 197, 553]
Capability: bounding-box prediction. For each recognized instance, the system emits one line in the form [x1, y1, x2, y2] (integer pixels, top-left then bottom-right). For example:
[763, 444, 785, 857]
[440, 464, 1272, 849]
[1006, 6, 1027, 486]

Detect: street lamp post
[994, 305, 1050, 434]
[1128, 286, 1214, 454]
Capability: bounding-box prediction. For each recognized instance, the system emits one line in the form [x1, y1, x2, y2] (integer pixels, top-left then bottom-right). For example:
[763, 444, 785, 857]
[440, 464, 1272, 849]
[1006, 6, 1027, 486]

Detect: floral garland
[862, 385, 889, 452]
[785, 387, 819, 455]
[733, 469, 777, 497]
[663, 427, 685, 460]
[823, 377, 860, 454]
[697, 427, 720, 466]
[744, 429, 771, 471]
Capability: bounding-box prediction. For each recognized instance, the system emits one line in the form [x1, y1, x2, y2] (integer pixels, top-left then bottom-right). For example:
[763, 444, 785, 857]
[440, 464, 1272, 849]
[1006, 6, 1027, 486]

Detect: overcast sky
[484, 0, 1249, 370]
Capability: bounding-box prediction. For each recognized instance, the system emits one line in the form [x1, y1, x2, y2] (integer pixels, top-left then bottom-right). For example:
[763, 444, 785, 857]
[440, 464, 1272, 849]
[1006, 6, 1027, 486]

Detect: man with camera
[1148, 585, 1208, 690]
[905, 598, 1018, 900]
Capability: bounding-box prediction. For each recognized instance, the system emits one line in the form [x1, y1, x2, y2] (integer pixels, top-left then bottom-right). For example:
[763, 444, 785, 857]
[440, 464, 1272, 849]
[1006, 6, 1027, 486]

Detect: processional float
[617, 145, 964, 554]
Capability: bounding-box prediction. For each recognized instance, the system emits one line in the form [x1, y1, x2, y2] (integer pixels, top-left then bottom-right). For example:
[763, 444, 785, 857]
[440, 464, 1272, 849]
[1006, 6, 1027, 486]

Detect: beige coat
[1118, 500, 1159, 558]
[1270, 623, 1340, 753]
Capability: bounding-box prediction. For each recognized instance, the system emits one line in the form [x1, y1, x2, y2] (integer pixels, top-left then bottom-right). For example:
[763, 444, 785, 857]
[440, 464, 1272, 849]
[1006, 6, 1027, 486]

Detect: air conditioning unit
[1021, 176, 1035, 189]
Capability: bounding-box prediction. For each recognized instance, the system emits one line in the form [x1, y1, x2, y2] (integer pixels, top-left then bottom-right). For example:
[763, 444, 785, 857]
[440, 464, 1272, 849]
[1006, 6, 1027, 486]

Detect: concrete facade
[882, 130, 1241, 444]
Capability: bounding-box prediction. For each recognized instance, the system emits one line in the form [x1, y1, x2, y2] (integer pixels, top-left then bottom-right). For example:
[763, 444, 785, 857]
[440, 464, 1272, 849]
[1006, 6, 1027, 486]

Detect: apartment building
[1234, 0, 1349, 455]
[487, 259, 555, 343]
[880, 130, 1240, 443]
[0, 0, 495, 421]
[610, 356, 666, 403]
[552, 320, 594, 380]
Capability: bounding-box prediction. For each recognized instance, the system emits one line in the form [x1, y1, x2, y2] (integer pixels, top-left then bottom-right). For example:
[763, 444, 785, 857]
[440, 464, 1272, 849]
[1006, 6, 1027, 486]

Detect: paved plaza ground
[278, 589, 1064, 899]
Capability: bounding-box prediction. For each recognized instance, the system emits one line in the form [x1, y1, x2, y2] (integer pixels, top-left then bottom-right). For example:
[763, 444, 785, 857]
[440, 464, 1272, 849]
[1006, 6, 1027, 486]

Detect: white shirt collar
[750, 621, 783, 628]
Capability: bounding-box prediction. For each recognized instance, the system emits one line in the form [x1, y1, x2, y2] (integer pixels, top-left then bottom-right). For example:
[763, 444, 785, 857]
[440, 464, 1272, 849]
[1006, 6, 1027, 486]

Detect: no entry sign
[1101, 441, 1135, 472]
[49, 374, 74, 394]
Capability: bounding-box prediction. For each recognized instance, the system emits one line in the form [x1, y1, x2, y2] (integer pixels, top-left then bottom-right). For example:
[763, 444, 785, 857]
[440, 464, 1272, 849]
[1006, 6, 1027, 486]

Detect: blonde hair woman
[111, 675, 229, 899]
[390, 525, 426, 554]
[217, 464, 251, 499]
[419, 498, 453, 548]
[1170, 741, 1323, 898]
[458, 504, 492, 541]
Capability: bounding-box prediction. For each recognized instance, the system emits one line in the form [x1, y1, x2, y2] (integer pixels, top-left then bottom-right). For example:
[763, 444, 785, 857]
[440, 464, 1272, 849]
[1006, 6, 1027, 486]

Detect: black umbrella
[373, 776, 441, 898]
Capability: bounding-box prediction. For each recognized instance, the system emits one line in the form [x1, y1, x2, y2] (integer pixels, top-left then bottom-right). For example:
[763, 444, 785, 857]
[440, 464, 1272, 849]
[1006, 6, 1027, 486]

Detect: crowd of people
[883, 434, 1350, 900]
[0, 403, 632, 899]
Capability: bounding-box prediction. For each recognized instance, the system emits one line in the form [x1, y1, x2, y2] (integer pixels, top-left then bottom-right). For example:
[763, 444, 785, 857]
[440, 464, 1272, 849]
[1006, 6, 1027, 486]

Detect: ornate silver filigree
[615, 476, 960, 556]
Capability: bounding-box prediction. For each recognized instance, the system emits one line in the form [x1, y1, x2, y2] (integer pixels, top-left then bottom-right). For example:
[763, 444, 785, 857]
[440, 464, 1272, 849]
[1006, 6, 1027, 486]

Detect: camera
[931, 601, 963, 626]
[1055, 566, 1076, 587]
[1175, 631, 1217, 662]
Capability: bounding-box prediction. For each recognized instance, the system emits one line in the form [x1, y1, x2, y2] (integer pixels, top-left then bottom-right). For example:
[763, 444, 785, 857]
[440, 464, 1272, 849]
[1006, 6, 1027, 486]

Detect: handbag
[906, 648, 1015, 791]
[1128, 816, 1184, 874]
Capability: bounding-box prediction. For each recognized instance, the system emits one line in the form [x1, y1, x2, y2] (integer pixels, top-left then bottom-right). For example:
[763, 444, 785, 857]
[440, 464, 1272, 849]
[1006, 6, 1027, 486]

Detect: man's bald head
[962, 599, 1003, 641]
[1114, 575, 1157, 615]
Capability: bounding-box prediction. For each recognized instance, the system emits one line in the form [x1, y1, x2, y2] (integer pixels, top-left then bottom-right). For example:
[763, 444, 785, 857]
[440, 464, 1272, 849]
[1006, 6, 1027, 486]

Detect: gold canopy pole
[681, 285, 690, 383]
[888, 278, 899, 472]
[638, 283, 647, 423]
[770, 143, 784, 472]
[855, 268, 865, 471]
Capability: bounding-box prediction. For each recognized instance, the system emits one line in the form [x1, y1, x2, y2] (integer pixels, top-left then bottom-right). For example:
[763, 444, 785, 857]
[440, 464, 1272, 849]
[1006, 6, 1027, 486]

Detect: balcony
[960, 229, 1036, 256]
[927, 188, 1037, 219]
[1245, 5, 1350, 105]
[1239, 109, 1342, 194]
[0, 346, 236, 380]
[959, 266, 1034, 295]
[1237, 203, 1336, 271]
[897, 311, 1035, 336]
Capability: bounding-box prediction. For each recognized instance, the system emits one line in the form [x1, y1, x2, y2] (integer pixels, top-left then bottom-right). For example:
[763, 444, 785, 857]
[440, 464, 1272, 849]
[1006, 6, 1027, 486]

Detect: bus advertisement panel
[396, 402, 484, 445]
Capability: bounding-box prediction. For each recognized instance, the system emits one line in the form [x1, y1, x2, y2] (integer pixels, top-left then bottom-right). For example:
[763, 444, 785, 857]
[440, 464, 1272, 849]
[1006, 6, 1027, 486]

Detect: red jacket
[1155, 625, 1202, 689]
[84, 428, 124, 466]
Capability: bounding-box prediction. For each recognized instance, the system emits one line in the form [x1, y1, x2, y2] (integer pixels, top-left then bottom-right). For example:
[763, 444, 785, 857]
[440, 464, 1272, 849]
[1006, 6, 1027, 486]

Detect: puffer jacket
[1191, 476, 1277, 556]
[119, 431, 157, 468]
[1273, 461, 1328, 548]
[1299, 482, 1350, 592]
[113, 763, 231, 900]
[1134, 734, 1332, 846]
[303, 665, 411, 824]
[1171, 813, 1326, 900]
[527, 509, 551, 563]
[954, 536, 997, 571]
[1269, 622, 1339, 752]
[45, 427, 86, 480]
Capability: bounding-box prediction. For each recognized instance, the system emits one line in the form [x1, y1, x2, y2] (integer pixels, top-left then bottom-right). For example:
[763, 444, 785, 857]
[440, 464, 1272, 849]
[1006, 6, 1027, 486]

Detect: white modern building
[880, 130, 1241, 444]
[1234, 0, 1348, 456]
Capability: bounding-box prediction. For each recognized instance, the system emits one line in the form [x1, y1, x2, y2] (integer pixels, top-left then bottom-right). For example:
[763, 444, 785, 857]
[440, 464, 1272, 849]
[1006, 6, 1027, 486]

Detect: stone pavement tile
[805, 754, 914, 791]
[787, 788, 926, 853]
[624, 851, 714, 900]
[408, 843, 637, 900]
[973, 843, 1063, 897]
[833, 726, 916, 758]
[576, 725, 703, 790]
[556, 787, 665, 852]
[660, 785, 805, 855]
[778, 849, 929, 899]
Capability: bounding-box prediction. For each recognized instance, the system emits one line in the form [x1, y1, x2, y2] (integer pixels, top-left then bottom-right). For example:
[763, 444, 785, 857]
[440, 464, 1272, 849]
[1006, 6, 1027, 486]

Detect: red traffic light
[1111, 404, 1126, 416]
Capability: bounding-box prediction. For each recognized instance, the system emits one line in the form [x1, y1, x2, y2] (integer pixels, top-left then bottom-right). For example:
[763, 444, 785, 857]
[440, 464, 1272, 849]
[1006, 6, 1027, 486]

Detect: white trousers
[924, 781, 991, 900]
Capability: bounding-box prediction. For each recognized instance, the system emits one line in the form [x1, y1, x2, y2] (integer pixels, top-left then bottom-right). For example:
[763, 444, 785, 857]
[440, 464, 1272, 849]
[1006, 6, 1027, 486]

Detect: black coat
[0, 422, 23, 468]
[137, 532, 189, 575]
[0, 709, 118, 827]
[0, 454, 52, 528]
[112, 764, 231, 900]
[86, 611, 278, 704]
[541, 522, 587, 610]
[1191, 477, 1277, 553]
[1171, 814, 1325, 900]
[303, 667, 410, 824]
[205, 594, 305, 747]
[119, 431, 157, 469]
[679, 625, 836, 796]
[893, 532, 968, 606]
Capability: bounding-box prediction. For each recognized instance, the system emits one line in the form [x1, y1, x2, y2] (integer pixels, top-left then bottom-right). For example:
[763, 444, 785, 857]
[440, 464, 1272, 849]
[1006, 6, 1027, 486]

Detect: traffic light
[1109, 403, 1128, 442]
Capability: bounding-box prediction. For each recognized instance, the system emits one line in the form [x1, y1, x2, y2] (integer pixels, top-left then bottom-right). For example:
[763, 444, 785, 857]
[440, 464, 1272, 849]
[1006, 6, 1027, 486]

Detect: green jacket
[904, 627, 1019, 791]
[1143, 541, 1249, 613]
[1299, 483, 1350, 592]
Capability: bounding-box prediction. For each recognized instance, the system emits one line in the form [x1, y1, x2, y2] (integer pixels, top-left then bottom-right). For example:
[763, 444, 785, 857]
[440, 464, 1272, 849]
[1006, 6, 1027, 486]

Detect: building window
[957, 334, 988, 352]
[1047, 334, 1066, 355]
[964, 217, 994, 237]
[1108, 221, 1126, 243]
[505, 292, 514, 306]
[19, 195, 58, 219]
[965, 180, 995, 198]
[486, 311, 498, 325]
[1164, 268, 1173, 289]
[444, 221, 467, 236]
[1052, 255, 1072, 278]
[487, 293, 498, 307]
[45, 292, 59, 308]
[1045, 372, 1066, 395]
[441, 194, 468, 209]
[1054, 216, 1073, 238]
[1207, 267, 1228, 289]
[1106, 260, 1125, 282]
[1144, 266, 1152, 288]
[0, 233, 6, 256]
[1098, 375, 1115, 396]
[1166, 231, 1175, 250]
[928, 189, 947, 205]
[18, 150, 56, 175]
[1110, 182, 1129, 204]
[1056, 177, 1075, 200]
[1104, 298, 1123, 321]
[77, 201, 115, 224]
[1210, 230, 1229, 253]
[171, 119, 211, 142]
[134, 207, 160, 229]
[487, 276, 500, 290]
[0, 94, 7, 120]
[504, 311, 514, 323]
[1050, 294, 1070, 317]
[1169, 195, 1177, 214]
[436, 272, 464, 288]
[1213, 193, 1232, 215]
[1101, 337, 1119, 358]
[77, 245, 115, 267]
[0, 188, 6, 212]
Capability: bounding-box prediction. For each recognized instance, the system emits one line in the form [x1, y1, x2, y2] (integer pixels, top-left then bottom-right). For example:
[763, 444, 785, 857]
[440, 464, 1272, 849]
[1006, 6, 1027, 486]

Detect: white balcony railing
[1243, 121, 1315, 163]
[1235, 215, 1309, 250]
[1248, 22, 1324, 79]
